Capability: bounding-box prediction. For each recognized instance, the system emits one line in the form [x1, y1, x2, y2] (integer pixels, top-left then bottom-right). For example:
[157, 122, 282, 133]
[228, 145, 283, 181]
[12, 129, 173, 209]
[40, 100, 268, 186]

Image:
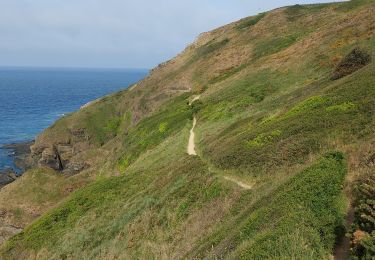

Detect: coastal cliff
[1, 0, 375, 258]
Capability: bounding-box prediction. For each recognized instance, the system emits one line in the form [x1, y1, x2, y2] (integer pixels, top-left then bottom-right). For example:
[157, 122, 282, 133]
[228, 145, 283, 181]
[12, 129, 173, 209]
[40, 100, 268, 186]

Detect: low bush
[350, 172, 375, 259]
[331, 47, 371, 80]
[245, 130, 282, 148]
[326, 101, 356, 112]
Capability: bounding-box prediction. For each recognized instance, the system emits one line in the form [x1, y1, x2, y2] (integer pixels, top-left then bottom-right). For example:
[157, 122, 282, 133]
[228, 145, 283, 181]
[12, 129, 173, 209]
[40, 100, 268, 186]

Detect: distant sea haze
[0, 67, 148, 172]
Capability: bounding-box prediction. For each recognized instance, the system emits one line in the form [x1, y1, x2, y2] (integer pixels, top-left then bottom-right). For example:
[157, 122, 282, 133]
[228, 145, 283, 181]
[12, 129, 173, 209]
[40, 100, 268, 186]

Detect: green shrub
[104, 117, 122, 134]
[158, 122, 168, 133]
[236, 13, 266, 30]
[284, 96, 328, 118]
[191, 100, 204, 114]
[245, 130, 282, 148]
[350, 172, 375, 259]
[326, 102, 356, 112]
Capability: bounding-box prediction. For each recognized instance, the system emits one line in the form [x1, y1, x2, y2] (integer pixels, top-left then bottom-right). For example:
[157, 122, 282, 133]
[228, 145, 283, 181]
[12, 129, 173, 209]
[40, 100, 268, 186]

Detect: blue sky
[0, 0, 342, 68]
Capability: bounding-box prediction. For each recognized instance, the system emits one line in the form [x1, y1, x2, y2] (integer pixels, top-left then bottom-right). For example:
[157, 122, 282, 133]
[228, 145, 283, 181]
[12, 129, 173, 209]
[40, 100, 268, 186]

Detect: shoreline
[0, 141, 33, 188]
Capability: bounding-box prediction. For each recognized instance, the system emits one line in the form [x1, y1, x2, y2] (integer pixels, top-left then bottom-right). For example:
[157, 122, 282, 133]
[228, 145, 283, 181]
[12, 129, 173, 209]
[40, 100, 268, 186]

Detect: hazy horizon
[1, 0, 343, 69]
[0, 65, 150, 70]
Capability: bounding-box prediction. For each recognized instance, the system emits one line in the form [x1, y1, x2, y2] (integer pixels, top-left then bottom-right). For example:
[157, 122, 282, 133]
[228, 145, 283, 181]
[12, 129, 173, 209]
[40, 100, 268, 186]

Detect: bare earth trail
[187, 95, 200, 156]
[187, 95, 252, 190]
[187, 117, 197, 156]
[223, 176, 252, 190]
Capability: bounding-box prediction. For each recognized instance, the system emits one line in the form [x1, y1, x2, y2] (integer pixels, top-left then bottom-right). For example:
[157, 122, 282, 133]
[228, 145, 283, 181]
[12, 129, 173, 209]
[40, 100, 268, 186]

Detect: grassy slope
[1, 0, 375, 258]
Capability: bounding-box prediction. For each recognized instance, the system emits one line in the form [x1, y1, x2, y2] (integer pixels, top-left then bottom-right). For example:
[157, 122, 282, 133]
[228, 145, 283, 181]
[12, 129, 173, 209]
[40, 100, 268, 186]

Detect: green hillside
[1, 0, 375, 258]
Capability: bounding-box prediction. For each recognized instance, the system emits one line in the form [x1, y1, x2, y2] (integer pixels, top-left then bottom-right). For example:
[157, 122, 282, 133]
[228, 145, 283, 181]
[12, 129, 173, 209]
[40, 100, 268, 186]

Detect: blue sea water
[0, 67, 147, 173]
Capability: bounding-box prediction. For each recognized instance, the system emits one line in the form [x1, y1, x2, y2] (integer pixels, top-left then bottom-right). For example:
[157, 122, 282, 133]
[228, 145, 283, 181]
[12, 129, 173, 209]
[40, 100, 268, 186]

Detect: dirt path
[334, 205, 354, 260]
[189, 95, 201, 105]
[187, 95, 200, 156]
[187, 94, 252, 189]
[223, 176, 252, 190]
[188, 117, 197, 156]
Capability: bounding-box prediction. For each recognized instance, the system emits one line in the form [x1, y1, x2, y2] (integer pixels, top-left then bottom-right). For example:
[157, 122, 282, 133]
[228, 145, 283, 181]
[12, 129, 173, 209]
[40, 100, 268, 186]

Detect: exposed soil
[188, 117, 197, 156]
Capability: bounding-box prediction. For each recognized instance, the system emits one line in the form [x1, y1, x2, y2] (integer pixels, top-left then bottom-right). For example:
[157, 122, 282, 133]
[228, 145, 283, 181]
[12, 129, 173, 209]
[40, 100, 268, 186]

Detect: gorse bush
[245, 130, 282, 148]
[331, 47, 371, 80]
[326, 101, 356, 112]
[350, 172, 375, 259]
[284, 96, 328, 118]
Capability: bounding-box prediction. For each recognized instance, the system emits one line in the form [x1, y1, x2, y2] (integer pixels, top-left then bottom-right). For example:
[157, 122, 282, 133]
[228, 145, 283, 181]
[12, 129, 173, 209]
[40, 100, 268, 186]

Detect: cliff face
[1, 0, 375, 258]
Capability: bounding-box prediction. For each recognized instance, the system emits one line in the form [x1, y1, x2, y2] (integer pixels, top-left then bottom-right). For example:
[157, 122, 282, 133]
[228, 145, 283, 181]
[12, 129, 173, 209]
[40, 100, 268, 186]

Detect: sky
[0, 0, 342, 69]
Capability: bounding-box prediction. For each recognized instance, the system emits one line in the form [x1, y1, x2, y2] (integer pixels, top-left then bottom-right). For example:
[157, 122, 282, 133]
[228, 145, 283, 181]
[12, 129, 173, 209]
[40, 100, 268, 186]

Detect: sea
[0, 67, 148, 173]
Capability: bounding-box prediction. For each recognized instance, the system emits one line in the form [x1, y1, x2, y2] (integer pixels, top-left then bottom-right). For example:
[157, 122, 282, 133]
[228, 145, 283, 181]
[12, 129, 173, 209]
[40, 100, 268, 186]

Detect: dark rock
[0, 168, 17, 187]
[38, 147, 62, 171]
[2, 141, 34, 172]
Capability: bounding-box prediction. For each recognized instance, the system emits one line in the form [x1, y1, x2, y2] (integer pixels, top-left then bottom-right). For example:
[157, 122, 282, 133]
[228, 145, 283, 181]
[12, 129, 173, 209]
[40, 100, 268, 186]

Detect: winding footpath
[223, 176, 252, 190]
[187, 94, 252, 190]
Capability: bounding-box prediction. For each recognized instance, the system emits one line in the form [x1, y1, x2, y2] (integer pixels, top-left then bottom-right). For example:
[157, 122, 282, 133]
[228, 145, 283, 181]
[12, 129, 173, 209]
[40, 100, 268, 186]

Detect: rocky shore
[0, 141, 33, 188]
[0, 169, 17, 188]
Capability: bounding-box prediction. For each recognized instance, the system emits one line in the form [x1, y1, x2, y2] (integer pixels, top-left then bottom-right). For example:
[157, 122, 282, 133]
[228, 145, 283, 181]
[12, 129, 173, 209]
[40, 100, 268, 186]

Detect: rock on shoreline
[0, 141, 34, 188]
[0, 168, 17, 188]
[2, 141, 34, 172]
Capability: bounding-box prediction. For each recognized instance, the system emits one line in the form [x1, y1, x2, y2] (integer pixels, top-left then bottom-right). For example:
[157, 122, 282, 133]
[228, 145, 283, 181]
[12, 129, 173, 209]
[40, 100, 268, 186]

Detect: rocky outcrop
[31, 143, 89, 174]
[29, 124, 93, 175]
[0, 225, 22, 245]
[0, 169, 17, 188]
[37, 147, 63, 171]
